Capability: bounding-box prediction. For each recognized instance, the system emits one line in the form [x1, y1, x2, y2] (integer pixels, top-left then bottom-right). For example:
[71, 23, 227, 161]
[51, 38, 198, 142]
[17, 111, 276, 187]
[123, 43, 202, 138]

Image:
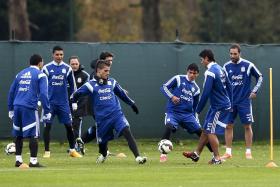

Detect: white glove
[42, 113, 52, 121]
[8, 111, 14, 120]
[72, 103, 78, 111]
[37, 101, 42, 107]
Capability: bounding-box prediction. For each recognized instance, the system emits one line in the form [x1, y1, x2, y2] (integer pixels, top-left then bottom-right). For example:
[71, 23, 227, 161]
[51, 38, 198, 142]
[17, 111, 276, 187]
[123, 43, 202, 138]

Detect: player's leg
[239, 103, 254, 159]
[43, 123, 52, 155]
[244, 124, 253, 159]
[221, 106, 236, 159]
[72, 116, 82, 140]
[115, 116, 146, 164]
[194, 129, 213, 153]
[58, 105, 82, 157]
[15, 136, 23, 167]
[96, 142, 108, 163]
[81, 125, 96, 143]
[43, 106, 55, 158]
[12, 107, 24, 167]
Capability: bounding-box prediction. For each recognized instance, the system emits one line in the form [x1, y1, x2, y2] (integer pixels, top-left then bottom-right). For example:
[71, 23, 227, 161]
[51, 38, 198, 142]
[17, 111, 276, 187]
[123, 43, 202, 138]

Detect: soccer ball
[158, 139, 173, 154]
[5, 142, 16, 155]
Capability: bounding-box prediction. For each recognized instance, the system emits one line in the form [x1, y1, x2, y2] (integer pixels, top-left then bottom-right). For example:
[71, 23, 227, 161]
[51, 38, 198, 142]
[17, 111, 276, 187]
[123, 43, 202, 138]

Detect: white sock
[194, 151, 200, 157]
[226, 148, 232, 155]
[69, 149, 75, 152]
[246, 148, 251, 154]
[30, 157, 38, 164]
[16, 155, 23, 163]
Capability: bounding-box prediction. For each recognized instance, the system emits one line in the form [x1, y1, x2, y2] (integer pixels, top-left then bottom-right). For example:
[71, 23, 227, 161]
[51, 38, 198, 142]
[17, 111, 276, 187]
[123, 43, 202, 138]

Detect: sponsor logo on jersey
[19, 80, 31, 85]
[77, 77, 82, 83]
[52, 75, 64, 80]
[20, 72, 31, 79]
[98, 88, 111, 94]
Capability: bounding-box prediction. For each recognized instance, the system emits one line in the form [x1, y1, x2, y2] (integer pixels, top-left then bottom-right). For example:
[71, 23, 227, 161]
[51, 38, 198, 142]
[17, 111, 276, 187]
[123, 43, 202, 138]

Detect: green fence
[0, 41, 278, 141]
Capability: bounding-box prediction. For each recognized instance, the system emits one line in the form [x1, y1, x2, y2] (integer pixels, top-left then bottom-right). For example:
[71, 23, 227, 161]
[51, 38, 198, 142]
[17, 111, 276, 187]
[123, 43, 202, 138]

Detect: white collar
[185, 75, 194, 83]
[52, 60, 64, 66]
[207, 62, 216, 69]
[30, 65, 40, 70]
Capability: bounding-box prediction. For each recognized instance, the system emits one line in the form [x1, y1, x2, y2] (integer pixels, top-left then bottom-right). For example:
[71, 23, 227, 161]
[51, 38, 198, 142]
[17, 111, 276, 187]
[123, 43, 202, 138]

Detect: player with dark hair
[159, 63, 213, 162]
[76, 51, 115, 154]
[8, 54, 51, 167]
[71, 60, 147, 164]
[42, 46, 82, 158]
[68, 56, 90, 151]
[183, 49, 232, 164]
[221, 44, 263, 160]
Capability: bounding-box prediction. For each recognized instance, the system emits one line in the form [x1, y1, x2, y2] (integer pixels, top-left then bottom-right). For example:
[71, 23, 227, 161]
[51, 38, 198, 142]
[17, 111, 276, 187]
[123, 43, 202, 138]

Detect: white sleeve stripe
[67, 68, 72, 77]
[85, 82, 93, 93]
[205, 71, 215, 79]
[163, 85, 173, 98]
[252, 75, 263, 93]
[112, 80, 116, 88]
[193, 90, 200, 96]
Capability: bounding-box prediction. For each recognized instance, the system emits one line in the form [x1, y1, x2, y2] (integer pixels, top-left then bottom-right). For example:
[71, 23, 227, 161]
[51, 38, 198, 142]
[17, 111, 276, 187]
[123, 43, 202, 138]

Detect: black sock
[121, 127, 140, 158]
[15, 136, 23, 155]
[64, 124, 75, 149]
[29, 137, 38, 157]
[43, 123, 51, 151]
[161, 125, 173, 140]
[82, 126, 96, 143]
[98, 143, 108, 157]
[195, 129, 213, 153]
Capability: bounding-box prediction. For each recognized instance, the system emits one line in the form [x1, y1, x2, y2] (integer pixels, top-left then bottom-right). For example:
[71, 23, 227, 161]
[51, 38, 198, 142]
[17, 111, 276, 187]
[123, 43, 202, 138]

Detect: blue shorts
[96, 113, 129, 144]
[203, 108, 231, 135]
[13, 106, 40, 138]
[164, 112, 201, 134]
[45, 104, 72, 125]
[229, 103, 254, 124]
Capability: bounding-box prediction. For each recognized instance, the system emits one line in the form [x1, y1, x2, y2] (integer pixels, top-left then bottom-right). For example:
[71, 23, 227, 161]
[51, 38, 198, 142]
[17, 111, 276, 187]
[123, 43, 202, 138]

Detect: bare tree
[141, 0, 161, 41]
[8, 0, 31, 40]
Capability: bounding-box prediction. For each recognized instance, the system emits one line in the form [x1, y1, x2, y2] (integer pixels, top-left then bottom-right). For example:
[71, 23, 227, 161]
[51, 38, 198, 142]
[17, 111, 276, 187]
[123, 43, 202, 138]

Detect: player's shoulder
[223, 60, 233, 68]
[240, 58, 253, 66]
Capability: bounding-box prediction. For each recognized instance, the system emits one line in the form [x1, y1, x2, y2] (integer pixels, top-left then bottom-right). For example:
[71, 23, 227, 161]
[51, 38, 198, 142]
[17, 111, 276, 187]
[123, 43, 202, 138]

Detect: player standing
[42, 46, 82, 158]
[221, 44, 263, 160]
[8, 54, 51, 167]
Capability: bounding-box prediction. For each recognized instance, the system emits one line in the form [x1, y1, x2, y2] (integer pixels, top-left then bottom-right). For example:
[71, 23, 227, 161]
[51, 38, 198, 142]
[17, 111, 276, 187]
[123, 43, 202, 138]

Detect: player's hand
[249, 92, 257, 99]
[131, 104, 139, 114]
[42, 113, 52, 121]
[72, 103, 78, 111]
[8, 111, 14, 120]
[171, 96, 180, 105]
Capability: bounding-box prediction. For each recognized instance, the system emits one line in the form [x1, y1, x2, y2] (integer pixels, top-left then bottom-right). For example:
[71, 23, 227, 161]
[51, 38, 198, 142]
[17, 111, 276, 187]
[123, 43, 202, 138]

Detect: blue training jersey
[8, 66, 50, 113]
[223, 58, 263, 105]
[161, 75, 200, 114]
[42, 61, 76, 105]
[196, 62, 232, 113]
[72, 77, 135, 122]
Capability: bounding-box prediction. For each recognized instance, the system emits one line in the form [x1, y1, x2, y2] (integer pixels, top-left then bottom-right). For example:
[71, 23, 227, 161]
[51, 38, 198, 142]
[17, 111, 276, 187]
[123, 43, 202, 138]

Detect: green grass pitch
[0, 139, 279, 187]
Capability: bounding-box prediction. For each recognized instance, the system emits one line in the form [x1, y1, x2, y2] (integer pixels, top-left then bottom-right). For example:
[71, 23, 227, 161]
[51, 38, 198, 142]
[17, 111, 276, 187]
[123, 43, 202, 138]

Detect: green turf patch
[0, 139, 279, 187]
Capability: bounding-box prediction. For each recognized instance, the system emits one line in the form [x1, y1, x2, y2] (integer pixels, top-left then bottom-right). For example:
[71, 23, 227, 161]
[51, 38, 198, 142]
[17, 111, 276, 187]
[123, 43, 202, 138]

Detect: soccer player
[8, 54, 51, 167]
[183, 49, 232, 164]
[68, 56, 90, 150]
[77, 51, 115, 154]
[221, 44, 263, 160]
[71, 60, 147, 164]
[159, 63, 213, 163]
[42, 46, 82, 158]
